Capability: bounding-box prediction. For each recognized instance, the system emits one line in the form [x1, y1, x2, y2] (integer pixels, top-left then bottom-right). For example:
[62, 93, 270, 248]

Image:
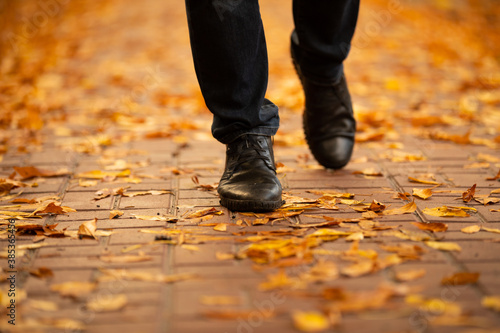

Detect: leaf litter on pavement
[1, 0, 500, 331]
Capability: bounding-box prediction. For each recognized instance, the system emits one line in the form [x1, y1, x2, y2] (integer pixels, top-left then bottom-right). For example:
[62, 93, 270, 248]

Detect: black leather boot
[218, 135, 283, 212]
[292, 50, 356, 169]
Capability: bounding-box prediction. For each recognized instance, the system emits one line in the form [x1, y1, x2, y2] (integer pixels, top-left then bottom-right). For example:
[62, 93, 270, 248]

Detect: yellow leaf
[383, 201, 417, 215]
[199, 295, 242, 306]
[185, 207, 223, 219]
[75, 169, 131, 179]
[99, 268, 196, 283]
[464, 162, 490, 169]
[131, 214, 178, 222]
[482, 226, 500, 234]
[412, 188, 433, 200]
[395, 268, 426, 282]
[78, 179, 98, 187]
[425, 241, 461, 252]
[307, 190, 355, 198]
[292, 311, 331, 332]
[213, 223, 227, 232]
[340, 260, 375, 277]
[422, 206, 471, 217]
[482, 296, 500, 312]
[408, 177, 441, 185]
[86, 294, 127, 312]
[51, 281, 97, 298]
[77, 218, 97, 239]
[461, 225, 481, 234]
[109, 210, 124, 219]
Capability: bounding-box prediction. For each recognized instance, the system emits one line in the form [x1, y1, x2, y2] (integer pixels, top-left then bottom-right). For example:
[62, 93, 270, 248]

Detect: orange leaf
[441, 272, 479, 285]
[411, 222, 448, 232]
[462, 184, 476, 203]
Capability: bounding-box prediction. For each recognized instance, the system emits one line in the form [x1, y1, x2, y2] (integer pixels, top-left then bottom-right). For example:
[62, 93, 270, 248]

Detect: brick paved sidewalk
[1, 0, 500, 332]
[1, 116, 500, 333]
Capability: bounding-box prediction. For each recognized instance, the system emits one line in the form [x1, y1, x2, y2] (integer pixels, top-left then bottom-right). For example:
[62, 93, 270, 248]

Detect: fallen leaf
[29, 267, 54, 279]
[411, 222, 448, 232]
[86, 294, 127, 312]
[131, 214, 179, 222]
[482, 296, 500, 312]
[482, 226, 500, 234]
[185, 207, 224, 219]
[122, 190, 171, 197]
[474, 197, 500, 205]
[461, 225, 481, 234]
[395, 268, 426, 282]
[78, 218, 98, 239]
[412, 188, 433, 200]
[78, 179, 98, 187]
[462, 184, 476, 203]
[307, 190, 355, 198]
[213, 223, 227, 232]
[51, 281, 97, 298]
[75, 169, 131, 179]
[441, 272, 480, 285]
[99, 268, 197, 283]
[109, 210, 124, 219]
[340, 260, 375, 277]
[425, 241, 461, 252]
[13, 166, 70, 180]
[292, 311, 331, 332]
[422, 206, 471, 217]
[486, 169, 500, 181]
[464, 162, 490, 169]
[408, 177, 441, 185]
[353, 168, 383, 177]
[199, 295, 242, 306]
[383, 201, 417, 215]
[32, 202, 76, 215]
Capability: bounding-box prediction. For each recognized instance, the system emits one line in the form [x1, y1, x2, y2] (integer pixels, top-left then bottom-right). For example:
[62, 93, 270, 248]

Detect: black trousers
[185, 0, 359, 143]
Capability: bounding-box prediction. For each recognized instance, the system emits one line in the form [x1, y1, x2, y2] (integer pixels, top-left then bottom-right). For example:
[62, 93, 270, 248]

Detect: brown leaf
[78, 218, 98, 239]
[411, 222, 448, 232]
[441, 272, 479, 285]
[29, 267, 54, 279]
[462, 184, 476, 202]
[14, 166, 70, 180]
[486, 169, 500, 181]
[32, 202, 77, 215]
[395, 268, 426, 282]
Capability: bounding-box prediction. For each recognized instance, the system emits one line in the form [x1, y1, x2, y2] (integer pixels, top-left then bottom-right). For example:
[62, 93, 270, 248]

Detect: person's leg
[292, 0, 359, 169]
[185, 0, 279, 144]
[185, 0, 282, 211]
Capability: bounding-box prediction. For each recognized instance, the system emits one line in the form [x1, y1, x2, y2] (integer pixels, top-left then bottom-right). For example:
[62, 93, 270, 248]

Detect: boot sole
[219, 197, 284, 212]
